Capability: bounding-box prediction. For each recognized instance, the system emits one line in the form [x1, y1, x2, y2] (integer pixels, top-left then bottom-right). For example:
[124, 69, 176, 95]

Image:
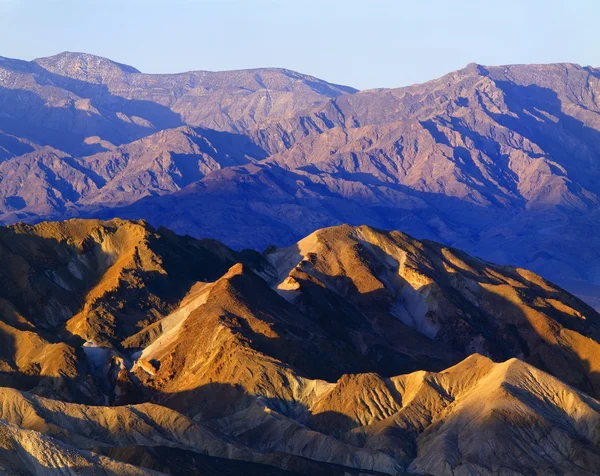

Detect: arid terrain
[0, 218, 599, 474]
[1, 52, 600, 474]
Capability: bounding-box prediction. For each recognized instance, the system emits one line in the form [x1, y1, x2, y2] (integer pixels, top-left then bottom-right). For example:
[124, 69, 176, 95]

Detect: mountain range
[0, 52, 599, 311]
[0, 218, 599, 475]
[2, 52, 600, 474]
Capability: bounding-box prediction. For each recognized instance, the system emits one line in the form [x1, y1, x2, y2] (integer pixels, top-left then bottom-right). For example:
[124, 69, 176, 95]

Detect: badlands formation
[0, 219, 597, 474]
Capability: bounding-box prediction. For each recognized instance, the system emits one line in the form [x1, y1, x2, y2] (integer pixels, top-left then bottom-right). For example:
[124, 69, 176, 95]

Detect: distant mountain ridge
[0, 52, 599, 309]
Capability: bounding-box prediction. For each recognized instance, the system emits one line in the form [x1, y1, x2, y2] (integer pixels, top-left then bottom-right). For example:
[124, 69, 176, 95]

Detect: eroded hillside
[0, 219, 598, 474]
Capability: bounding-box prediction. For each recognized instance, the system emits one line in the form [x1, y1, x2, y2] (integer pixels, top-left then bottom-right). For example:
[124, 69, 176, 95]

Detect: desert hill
[266, 225, 600, 397]
[0, 219, 598, 473]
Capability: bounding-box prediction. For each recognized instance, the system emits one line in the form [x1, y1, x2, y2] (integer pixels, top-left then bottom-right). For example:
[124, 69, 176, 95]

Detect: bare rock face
[0, 218, 598, 474]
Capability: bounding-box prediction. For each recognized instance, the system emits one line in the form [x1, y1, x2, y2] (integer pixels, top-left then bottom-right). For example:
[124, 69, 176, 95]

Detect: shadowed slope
[0, 219, 599, 474]
[133, 262, 455, 416]
[0, 218, 262, 404]
[266, 224, 600, 397]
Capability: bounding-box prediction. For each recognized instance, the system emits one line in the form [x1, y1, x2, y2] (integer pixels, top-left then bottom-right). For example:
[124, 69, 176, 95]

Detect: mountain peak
[463, 61, 489, 76]
[33, 51, 140, 81]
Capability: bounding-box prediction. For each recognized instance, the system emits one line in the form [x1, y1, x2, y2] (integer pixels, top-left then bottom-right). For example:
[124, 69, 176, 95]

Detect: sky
[0, 0, 598, 90]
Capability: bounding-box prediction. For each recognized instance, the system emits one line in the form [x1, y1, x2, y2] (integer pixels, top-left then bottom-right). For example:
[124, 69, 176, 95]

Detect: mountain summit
[34, 51, 142, 78]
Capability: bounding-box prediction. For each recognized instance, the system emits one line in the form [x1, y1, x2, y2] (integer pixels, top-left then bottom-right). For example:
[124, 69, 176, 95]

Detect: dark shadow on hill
[77, 161, 509, 251]
[0, 56, 34, 73]
[486, 81, 600, 199]
[97, 446, 312, 476]
[409, 236, 600, 398]
[0, 222, 267, 403]
[0, 72, 183, 155]
[0, 131, 35, 158]
[421, 118, 525, 208]
[128, 383, 401, 475]
[30, 62, 183, 130]
[194, 127, 269, 162]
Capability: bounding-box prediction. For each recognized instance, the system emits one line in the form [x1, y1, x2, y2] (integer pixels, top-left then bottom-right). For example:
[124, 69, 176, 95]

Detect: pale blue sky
[0, 0, 597, 90]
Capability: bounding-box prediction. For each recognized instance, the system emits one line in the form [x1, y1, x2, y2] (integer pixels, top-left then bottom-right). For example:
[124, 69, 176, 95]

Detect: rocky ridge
[0, 219, 598, 474]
